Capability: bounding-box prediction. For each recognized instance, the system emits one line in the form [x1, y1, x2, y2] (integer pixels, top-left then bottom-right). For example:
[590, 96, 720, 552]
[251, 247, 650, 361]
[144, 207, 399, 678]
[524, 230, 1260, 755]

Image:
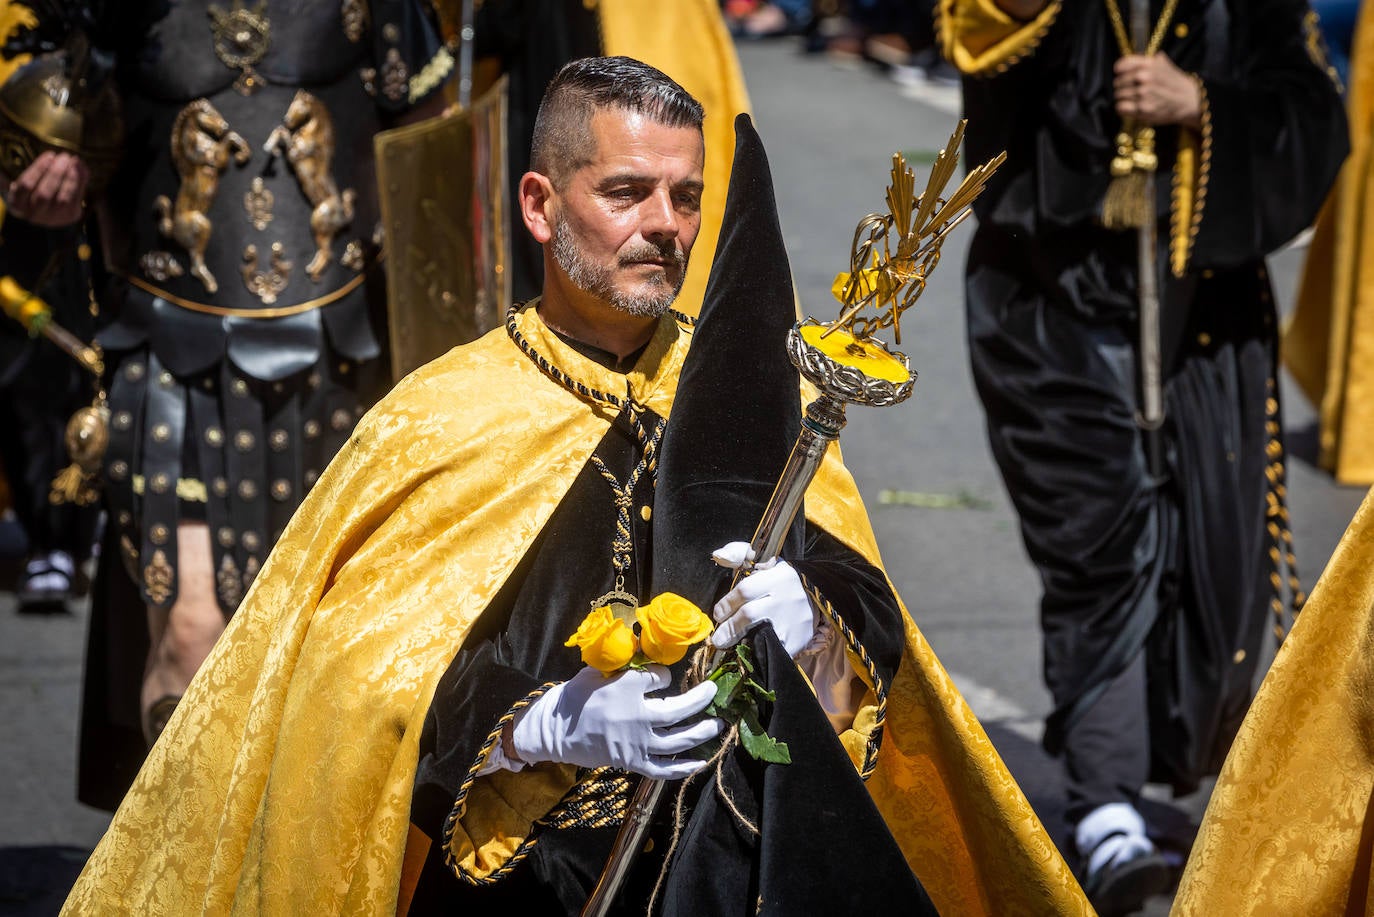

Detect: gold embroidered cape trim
[937, 0, 1062, 77]
[801, 575, 889, 780]
[442, 683, 562, 885]
[127, 271, 367, 318]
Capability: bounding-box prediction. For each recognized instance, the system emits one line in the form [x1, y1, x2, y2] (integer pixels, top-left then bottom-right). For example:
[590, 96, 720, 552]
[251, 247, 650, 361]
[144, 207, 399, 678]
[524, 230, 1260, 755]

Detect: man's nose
[639, 189, 680, 242]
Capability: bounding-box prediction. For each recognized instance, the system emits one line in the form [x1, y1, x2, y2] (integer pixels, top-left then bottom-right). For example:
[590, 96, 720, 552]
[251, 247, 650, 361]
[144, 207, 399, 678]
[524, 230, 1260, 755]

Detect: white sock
[1076, 802, 1156, 876]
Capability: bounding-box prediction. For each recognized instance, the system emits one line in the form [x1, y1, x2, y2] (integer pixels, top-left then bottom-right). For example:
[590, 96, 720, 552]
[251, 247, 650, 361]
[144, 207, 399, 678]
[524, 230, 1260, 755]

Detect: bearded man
[64, 56, 1091, 916]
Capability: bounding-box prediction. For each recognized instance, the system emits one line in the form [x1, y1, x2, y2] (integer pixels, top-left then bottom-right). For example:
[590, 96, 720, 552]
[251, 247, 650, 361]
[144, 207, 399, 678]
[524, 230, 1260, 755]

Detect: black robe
[959, 0, 1348, 790]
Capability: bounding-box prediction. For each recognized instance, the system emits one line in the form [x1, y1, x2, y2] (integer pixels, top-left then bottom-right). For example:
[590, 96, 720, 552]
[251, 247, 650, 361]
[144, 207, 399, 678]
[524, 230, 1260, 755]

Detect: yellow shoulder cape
[1173, 486, 1374, 914]
[64, 308, 1088, 915]
[1284, 1, 1374, 485]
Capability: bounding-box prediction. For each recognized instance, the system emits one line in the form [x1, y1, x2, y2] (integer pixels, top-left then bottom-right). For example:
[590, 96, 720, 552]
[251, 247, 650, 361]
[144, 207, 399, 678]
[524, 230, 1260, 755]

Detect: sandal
[16, 550, 76, 613]
[145, 695, 182, 747]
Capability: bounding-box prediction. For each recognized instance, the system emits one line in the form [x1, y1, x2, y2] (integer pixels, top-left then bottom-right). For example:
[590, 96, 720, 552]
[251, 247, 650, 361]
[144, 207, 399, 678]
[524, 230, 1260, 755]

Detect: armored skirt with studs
[96, 285, 385, 612]
[77, 0, 448, 810]
[953, 0, 1349, 798]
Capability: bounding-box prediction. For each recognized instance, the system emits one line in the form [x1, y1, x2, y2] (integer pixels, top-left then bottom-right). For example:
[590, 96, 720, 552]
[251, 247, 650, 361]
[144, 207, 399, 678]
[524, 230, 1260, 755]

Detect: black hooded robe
[949, 0, 1349, 806]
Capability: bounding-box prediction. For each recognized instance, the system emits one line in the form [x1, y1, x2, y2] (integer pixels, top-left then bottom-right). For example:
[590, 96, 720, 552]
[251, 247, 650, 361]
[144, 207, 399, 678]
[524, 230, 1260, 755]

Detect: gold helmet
[0, 27, 122, 191]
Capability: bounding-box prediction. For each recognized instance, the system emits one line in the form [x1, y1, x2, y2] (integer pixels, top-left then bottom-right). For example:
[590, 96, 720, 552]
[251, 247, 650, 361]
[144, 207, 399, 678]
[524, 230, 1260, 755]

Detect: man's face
[549, 109, 705, 317]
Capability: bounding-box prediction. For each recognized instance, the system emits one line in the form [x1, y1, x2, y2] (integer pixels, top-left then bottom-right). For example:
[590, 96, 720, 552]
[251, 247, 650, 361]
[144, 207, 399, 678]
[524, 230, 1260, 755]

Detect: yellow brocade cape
[1284, 2, 1374, 485]
[64, 307, 1088, 916]
[1173, 486, 1374, 914]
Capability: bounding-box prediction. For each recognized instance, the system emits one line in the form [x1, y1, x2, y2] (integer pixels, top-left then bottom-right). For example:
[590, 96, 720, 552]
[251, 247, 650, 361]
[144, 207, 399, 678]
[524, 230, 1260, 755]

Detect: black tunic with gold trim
[940, 0, 1348, 796]
[78, 0, 449, 811]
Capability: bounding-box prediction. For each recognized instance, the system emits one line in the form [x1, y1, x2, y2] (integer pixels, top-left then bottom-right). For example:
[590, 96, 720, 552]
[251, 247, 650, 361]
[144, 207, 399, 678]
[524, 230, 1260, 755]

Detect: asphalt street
[0, 36, 1366, 916]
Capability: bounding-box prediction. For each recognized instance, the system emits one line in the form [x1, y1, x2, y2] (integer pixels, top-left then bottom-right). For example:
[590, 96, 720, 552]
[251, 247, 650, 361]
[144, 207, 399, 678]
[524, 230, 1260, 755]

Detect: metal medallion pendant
[208, 0, 271, 95]
[590, 588, 638, 617]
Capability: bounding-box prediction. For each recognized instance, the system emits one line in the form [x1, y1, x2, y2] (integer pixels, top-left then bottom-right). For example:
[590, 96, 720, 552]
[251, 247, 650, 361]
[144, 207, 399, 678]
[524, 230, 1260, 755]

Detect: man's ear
[519, 171, 555, 244]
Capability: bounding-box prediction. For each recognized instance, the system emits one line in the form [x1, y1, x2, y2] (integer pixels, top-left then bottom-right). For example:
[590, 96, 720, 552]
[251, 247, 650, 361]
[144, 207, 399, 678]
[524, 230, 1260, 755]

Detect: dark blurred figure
[0, 220, 99, 614]
[1, 0, 451, 811]
[941, 1, 1347, 914]
[0, 10, 99, 614]
[809, 0, 961, 87]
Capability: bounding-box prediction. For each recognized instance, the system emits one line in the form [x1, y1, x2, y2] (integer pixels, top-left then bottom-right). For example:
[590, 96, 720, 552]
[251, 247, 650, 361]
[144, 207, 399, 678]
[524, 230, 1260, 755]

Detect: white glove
[710, 541, 818, 658]
[510, 665, 723, 780]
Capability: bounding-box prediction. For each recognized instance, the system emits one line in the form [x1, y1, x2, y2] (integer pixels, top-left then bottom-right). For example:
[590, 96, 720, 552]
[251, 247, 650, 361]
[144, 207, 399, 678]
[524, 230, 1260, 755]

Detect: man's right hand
[5, 151, 90, 227]
[510, 665, 723, 780]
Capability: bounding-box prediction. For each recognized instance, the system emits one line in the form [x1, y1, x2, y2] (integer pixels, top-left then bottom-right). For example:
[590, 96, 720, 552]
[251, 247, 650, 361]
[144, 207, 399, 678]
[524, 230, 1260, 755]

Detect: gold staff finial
[826, 121, 1006, 347]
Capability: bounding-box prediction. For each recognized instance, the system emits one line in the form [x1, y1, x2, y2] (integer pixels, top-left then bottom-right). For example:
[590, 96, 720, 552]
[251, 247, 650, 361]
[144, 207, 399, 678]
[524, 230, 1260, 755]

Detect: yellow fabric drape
[1173, 486, 1374, 914]
[64, 308, 1089, 916]
[937, 0, 1062, 76]
[0, 3, 33, 86]
[599, 0, 752, 317]
[0, 2, 35, 228]
[1284, 2, 1374, 485]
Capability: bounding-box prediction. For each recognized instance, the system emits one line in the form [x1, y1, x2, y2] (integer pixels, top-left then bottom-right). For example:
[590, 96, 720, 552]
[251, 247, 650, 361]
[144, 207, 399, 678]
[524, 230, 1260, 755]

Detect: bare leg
[140, 521, 224, 743]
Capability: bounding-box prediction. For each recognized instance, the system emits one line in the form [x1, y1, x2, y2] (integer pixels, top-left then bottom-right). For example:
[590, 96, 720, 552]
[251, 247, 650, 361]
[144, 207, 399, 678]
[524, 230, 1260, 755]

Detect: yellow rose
[635, 593, 713, 665]
[565, 606, 638, 674]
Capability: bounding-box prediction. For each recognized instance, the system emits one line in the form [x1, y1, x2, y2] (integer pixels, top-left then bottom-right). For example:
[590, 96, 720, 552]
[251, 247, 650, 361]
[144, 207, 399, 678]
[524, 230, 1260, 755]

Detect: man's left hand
[710, 542, 818, 658]
[1113, 53, 1202, 130]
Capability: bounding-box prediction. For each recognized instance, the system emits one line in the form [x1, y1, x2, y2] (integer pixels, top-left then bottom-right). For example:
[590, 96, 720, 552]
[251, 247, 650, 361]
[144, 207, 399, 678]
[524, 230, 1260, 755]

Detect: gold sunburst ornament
[798, 121, 1004, 411]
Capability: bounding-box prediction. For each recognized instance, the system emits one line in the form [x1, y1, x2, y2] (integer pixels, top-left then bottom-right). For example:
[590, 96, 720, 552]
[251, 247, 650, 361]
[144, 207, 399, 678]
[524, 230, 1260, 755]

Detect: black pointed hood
[650, 113, 803, 605]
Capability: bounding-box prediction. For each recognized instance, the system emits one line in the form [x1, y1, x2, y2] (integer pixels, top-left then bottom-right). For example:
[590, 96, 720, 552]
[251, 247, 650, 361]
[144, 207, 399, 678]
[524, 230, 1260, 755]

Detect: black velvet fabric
[959, 0, 1347, 792]
[406, 518, 925, 915]
[647, 113, 930, 913]
[408, 410, 666, 915]
[657, 571, 929, 917]
[651, 113, 804, 605]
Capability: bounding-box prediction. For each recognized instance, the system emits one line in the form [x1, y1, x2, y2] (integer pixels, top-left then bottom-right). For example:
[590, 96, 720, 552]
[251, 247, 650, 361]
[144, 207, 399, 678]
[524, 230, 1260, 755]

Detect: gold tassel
[49, 463, 101, 506]
[1101, 122, 1158, 230]
[48, 397, 109, 506]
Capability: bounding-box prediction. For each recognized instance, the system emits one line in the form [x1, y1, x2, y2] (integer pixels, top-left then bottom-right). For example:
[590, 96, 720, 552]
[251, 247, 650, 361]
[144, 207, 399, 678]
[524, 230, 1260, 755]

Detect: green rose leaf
[739, 707, 791, 765]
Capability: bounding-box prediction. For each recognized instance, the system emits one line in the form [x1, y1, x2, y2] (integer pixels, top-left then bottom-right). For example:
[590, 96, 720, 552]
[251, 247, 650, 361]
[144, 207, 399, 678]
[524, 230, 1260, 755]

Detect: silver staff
[581, 129, 1004, 917]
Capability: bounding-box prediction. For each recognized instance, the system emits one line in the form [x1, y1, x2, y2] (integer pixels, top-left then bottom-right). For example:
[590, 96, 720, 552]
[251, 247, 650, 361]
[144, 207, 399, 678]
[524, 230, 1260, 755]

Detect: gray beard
[551, 217, 687, 317]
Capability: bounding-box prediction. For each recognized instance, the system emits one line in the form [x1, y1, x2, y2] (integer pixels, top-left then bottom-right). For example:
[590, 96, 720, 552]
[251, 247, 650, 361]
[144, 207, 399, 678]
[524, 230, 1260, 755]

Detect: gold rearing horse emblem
[264, 90, 356, 280]
[155, 99, 251, 293]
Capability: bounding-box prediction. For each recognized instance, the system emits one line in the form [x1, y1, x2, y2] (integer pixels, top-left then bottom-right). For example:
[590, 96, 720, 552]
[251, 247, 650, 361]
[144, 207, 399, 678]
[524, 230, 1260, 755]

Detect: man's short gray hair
[530, 56, 705, 188]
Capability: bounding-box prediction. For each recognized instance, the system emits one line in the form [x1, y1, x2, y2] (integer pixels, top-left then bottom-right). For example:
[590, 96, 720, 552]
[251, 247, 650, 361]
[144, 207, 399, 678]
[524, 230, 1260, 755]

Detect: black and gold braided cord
[504, 302, 696, 412]
[798, 575, 888, 780]
[590, 411, 666, 580]
[537, 767, 633, 830]
[442, 683, 557, 885]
